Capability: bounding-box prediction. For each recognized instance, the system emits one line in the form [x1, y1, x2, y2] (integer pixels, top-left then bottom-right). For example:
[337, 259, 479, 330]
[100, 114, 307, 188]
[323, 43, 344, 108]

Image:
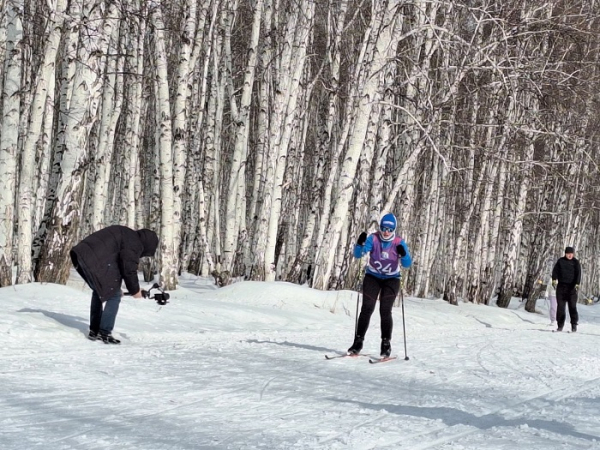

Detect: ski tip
[325, 353, 350, 359]
[369, 356, 398, 364]
[325, 353, 369, 360]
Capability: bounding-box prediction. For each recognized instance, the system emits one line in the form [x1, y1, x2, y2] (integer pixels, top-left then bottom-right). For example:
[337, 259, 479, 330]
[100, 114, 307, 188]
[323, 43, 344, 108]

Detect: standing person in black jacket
[70, 226, 159, 343]
[551, 246, 581, 332]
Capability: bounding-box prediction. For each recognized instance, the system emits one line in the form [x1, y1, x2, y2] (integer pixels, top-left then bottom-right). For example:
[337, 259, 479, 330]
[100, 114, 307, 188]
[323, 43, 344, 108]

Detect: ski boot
[87, 330, 100, 341]
[347, 336, 364, 355]
[572, 325, 577, 332]
[100, 333, 121, 345]
[380, 338, 391, 357]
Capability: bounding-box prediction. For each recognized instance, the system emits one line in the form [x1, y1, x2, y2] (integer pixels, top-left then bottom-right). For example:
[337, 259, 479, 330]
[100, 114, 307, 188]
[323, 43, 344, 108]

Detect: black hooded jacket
[70, 225, 159, 300]
[551, 256, 581, 287]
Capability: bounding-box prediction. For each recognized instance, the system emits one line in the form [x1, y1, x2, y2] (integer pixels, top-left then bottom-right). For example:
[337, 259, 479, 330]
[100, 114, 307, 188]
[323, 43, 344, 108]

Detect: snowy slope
[1, 272, 600, 450]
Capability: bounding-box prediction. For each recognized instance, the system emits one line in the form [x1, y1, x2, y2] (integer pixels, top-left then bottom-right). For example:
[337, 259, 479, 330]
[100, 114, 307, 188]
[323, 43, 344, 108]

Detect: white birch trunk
[247, 0, 272, 247]
[466, 160, 496, 304]
[197, 8, 224, 277]
[92, 8, 123, 230]
[221, 0, 263, 276]
[445, 159, 488, 305]
[0, 0, 23, 286]
[414, 153, 440, 297]
[263, 2, 314, 282]
[287, 0, 348, 282]
[203, 39, 226, 276]
[252, 5, 299, 281]
[497, 143, 535, 308]
[314, 1, 402, 289]
[480, 90, 513, 304]
[369, 61, 395, 223]
[122, 0, 147, 228]
[171, 0, 198, 270]
[311, 3, 375, 276]
[497, 102, 537, 306]
[35, 0, 115, 283]
[152, 3, 177, 289]
[180, 0, 214, 273]
[33, 0, 82, 260]
[15, 0, 67, 284]
[34, 83, 57, 229]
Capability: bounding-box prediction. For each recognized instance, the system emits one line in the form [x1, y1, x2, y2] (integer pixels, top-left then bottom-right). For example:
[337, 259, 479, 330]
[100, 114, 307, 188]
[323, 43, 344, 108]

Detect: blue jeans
[90, 290, 121, 335]
[76, 259, 121, 335]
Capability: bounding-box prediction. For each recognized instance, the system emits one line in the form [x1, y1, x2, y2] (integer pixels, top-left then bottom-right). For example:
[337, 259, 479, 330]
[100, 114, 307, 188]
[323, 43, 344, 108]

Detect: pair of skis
[324, 353, 398, 364]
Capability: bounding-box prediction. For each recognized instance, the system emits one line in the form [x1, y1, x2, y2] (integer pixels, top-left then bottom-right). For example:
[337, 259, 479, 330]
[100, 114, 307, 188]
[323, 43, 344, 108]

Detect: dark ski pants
[356, 274, 400, 341]
[556, 284, 578, 329]
[75, 259, 121, 335]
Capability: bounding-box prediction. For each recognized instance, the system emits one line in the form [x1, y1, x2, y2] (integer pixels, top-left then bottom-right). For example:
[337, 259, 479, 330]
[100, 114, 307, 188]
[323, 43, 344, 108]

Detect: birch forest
[1, 0, 600, 311]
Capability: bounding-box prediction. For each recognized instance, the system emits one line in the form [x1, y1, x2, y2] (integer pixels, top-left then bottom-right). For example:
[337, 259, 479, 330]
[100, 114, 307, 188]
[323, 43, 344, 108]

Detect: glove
[397, 244, 407, 257]
[575, 284, 579, 291]
[551, 279, 557, 288]
[356, 232, 367, 246]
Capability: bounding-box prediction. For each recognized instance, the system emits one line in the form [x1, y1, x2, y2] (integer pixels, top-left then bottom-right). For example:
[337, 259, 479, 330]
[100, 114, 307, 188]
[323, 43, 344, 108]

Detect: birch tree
[91, 9, 123, 231]
[15, 0, 68, 284]
[0, 0, 23, 286]
[120, 0, 147, 229]
[171, 0, 198, 269]
[262, 0, 314, 282]
[313, 0, 403, 289]
[287, 0, 348, 283]
[35, 0, 117, 283]
[1, 0, 600, 305]
[221, 0, 264, 279]
[150, 2, 177, 289]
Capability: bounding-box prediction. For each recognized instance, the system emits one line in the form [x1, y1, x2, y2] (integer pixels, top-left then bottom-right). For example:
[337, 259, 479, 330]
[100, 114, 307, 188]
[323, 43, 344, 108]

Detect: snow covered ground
[1, 271, 600, 450]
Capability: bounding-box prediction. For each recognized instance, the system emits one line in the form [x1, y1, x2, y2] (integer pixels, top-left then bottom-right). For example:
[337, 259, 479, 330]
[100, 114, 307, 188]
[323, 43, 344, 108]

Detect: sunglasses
[381, 227, 394, 233]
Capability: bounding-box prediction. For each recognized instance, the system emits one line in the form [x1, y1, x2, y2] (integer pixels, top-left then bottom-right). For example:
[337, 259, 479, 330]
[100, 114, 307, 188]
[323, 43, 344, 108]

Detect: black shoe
[347, 336, 364, 355]
[572, 325, 577, 332]
[100, 333, 121, 345]
[87, 330, 100, 341]
[381, 338, 391, 357]
[556, 327, 563, 332]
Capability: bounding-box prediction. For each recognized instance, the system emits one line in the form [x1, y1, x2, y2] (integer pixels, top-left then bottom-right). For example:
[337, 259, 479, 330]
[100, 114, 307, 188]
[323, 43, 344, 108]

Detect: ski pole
[353, 270, 364, 338]
[400, 280, 409, 361]
[354, 290, 360, 337]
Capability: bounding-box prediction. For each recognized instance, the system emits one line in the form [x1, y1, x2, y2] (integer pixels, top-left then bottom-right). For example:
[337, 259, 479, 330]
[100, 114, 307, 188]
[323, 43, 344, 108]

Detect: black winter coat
[551, 256, 581, 286]
[70, 226, 159, 300]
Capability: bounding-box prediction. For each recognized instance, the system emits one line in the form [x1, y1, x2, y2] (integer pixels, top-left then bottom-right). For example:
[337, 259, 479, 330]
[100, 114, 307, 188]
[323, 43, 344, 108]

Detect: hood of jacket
[137, 229, 159, 257]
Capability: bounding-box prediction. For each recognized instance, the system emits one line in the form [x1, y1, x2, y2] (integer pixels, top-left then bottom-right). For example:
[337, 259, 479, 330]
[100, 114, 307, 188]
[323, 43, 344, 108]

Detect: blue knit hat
[380, 213, 397, 231]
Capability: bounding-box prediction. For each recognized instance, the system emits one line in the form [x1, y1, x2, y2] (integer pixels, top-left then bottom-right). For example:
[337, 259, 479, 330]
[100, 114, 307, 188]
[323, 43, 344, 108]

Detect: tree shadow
[528, 328, 600, 337]
[18, 308, 88, 335]
[246, 339, 336, 354]
[510, 311, 537, 324]
[328, 398, 600, 442]
[469, 317, 492, 328]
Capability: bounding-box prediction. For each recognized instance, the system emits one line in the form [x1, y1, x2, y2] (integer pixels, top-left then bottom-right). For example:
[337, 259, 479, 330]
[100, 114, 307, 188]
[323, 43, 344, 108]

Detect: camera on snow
[142, 283, 170, 305]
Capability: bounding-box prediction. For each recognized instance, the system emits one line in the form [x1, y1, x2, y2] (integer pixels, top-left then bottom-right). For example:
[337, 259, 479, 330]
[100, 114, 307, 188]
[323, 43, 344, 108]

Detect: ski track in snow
[374, 375, 600, 450]
[2, 280, 600, 449]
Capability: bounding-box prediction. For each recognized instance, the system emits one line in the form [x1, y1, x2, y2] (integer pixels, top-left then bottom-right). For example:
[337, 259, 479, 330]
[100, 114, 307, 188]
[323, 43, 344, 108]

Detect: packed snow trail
[1, 277, 600, 449]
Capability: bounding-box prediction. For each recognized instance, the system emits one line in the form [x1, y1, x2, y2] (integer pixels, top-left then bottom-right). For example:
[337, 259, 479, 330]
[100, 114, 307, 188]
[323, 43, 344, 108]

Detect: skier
[551, 246, 581, 332]
[70, 225, 159, 343]
[545, 276, 557, 326]
[348, 213, 412, 357]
